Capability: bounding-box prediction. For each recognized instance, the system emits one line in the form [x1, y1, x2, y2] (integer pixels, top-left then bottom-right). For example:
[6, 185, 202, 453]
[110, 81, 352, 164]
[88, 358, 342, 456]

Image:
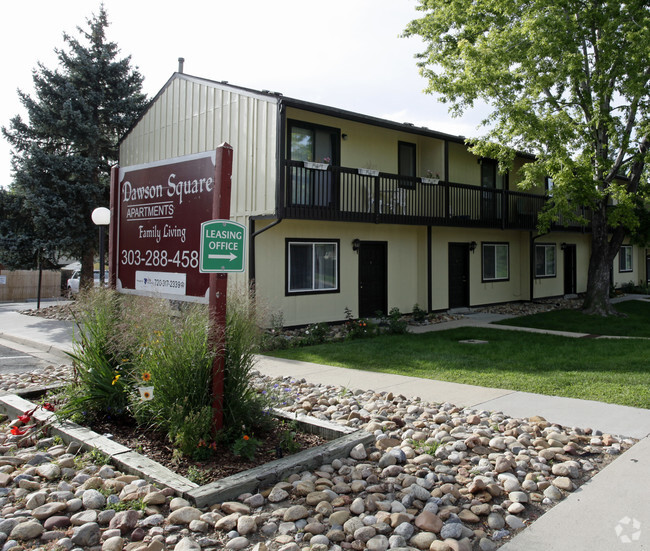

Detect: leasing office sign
[112, 151, 217, 301]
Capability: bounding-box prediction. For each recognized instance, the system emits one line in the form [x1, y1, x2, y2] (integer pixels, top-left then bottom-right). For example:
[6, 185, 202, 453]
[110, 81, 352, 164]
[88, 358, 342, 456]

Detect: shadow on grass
[268, 327, 650, 408]
[495, 299, 650, 337]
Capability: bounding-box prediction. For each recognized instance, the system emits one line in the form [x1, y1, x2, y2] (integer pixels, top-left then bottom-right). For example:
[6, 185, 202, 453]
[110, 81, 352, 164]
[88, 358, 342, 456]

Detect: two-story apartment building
[118, 72, 646, 326]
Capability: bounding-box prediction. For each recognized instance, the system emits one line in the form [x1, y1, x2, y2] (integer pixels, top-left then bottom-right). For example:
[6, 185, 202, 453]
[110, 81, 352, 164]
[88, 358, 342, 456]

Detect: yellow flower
[111, 374, 121, 386]
[142, 372, 151, 382]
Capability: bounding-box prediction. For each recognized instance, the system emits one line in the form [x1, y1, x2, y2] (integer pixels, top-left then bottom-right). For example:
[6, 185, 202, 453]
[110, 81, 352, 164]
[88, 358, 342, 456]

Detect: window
[544, 177, 554, 196]
[398, 141, 416, 189]
[288, 120, 340, 206]
[619, 245, 633, 272]
[482, 243, 509, 281]
[289, 120, 339, 164]
[287, 240, 339, 294]
[535, 244, 556, 278]
[481, 159, 507, 190]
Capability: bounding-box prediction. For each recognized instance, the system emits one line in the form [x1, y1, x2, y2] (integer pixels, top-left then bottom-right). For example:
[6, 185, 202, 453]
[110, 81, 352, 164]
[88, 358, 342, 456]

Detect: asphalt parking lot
[0, 341, 50, 374]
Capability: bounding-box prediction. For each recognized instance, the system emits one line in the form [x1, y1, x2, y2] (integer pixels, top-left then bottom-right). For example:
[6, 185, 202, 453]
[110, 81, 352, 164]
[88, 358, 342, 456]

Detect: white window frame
[619, 245, 633, 273]
[535, 244, 557, 278]
[287, 240, 339, 294]
[482, 242, 509, 282]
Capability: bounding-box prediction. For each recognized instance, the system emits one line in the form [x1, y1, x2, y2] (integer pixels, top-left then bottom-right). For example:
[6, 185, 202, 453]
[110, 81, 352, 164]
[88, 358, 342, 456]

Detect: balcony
[281, 161, 589, 232]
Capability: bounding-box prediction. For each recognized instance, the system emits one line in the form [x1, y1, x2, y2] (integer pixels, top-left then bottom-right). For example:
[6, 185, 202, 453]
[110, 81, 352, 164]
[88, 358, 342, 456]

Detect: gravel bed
[0, 360, 634, 551]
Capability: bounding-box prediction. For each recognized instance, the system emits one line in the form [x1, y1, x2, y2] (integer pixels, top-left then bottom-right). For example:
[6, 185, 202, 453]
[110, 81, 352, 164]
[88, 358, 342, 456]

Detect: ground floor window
[482, 242, 509, 281]
[619, 245, 633, 272]
[535, 243, 556, 278]
[286, 239, 339, 294]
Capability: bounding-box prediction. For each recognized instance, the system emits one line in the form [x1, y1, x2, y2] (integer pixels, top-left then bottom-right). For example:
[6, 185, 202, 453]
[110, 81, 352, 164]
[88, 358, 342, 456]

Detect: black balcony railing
[281, 160, 589, 231]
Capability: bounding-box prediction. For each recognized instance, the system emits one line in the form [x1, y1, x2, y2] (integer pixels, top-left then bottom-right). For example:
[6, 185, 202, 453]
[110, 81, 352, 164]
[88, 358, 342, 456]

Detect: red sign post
[208, 144, 233, 431]
[109, 144, 234, 433]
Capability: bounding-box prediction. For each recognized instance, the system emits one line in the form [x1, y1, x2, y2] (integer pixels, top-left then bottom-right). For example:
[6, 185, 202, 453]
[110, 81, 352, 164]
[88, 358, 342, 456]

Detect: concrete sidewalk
[1, 299, 649, 550]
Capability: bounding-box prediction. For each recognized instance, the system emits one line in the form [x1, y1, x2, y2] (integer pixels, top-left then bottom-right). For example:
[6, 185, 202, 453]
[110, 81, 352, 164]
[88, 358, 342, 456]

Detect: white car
[66, 270, 108, 294]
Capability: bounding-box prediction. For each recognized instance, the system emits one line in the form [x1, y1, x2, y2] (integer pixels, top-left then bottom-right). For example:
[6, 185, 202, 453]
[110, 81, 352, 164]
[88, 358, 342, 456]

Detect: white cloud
[0, 0, 491, 187]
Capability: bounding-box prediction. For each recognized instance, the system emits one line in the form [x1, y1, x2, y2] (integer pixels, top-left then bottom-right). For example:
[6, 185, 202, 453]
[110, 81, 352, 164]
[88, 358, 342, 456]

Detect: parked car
[66, 270, 108, 294]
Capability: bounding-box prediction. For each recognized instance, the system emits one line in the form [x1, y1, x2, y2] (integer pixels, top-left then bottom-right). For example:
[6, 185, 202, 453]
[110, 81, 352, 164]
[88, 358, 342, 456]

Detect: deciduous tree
[405, 0, 649, 315]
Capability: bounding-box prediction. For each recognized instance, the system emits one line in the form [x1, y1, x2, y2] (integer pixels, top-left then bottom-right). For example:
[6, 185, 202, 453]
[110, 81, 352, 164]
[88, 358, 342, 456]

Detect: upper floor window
[398, 141, 416, 189]
[288, 120, 339, 165]
[545, 177, 554, 196]
[535, 244, 556, 278]
[619, 245, 633, 272]
[482, 242, 509, 281]
[480, 158, 507, 190]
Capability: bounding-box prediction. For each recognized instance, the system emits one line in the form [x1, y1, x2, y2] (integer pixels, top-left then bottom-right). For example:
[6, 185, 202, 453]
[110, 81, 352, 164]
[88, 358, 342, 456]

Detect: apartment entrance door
[358, 242, 387, 318]
[449, 243, 470, 309]
[564, 244, 577, 295]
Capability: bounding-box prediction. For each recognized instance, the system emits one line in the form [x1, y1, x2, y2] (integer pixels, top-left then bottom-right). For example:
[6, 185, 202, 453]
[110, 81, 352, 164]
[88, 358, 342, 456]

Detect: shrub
[343, 306, 375, 339]
[59, 289, 135, 421]
[386, 307, 408, 334]
[130, 301, 214, 435]
[412, 304, 428, 323]
[59, 287, 274, 458]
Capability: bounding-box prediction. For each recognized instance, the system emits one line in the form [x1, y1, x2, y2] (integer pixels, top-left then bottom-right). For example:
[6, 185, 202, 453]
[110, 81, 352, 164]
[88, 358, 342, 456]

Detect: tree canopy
[405, 0, 649, 314]
[1, 6, 147, 282]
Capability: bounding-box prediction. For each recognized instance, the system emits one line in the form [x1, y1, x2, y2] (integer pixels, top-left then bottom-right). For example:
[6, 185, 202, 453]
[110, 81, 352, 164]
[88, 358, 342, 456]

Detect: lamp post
[91, 207, 111, 286]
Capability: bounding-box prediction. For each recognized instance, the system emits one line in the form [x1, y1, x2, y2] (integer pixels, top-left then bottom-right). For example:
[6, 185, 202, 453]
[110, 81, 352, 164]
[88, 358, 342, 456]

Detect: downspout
[248, 98, 286, 287]
[427, 226, 432, 312]
[249, 217, 283, 285]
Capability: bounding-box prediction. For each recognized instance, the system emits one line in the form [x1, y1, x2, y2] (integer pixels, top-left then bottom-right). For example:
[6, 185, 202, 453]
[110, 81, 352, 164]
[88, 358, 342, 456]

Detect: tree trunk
[81, 247, 95, 290]
[582, 206, 624, 316]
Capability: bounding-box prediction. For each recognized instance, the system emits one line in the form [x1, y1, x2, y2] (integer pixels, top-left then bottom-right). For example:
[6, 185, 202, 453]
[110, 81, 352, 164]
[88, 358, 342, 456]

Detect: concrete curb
[0, 394, 374, 508]
[0, 332, 72, 361]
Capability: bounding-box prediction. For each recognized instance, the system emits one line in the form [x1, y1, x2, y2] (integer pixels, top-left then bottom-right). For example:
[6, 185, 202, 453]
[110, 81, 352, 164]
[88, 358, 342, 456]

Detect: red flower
[18, 414, 31, 424]
[10, 426, 26, 436]
[42, 403, 55, 412]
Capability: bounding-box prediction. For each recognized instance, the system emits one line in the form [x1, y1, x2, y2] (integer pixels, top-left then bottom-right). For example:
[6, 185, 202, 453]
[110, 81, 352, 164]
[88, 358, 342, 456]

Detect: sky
[0, 0, 488, 188]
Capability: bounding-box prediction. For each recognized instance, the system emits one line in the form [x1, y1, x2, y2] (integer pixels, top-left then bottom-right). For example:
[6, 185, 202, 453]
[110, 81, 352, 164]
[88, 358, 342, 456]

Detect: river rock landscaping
[0, 360, 634, 551]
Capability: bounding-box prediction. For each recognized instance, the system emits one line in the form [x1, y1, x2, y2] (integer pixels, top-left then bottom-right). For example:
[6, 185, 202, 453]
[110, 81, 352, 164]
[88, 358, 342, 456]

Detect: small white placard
[135, 271, 186, 295]
[358, 168, 379, 177]
[0, 276, 6, 285]
[304, 161, 329, 170]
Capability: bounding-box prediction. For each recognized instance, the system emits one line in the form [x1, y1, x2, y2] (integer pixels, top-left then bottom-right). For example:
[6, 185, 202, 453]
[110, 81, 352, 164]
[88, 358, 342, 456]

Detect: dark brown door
[564, 245, 577, 295]
[449, 243, 470, 308]
[359, 242, 387, 317]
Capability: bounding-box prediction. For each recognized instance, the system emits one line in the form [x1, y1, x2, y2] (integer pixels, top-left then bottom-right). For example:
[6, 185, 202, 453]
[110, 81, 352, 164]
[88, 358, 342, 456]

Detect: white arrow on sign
[208, 252, 237, 261]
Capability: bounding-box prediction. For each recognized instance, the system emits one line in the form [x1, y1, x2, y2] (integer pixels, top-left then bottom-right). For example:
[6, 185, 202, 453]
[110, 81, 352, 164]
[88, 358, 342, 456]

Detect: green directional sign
[199, 219, 246, 273]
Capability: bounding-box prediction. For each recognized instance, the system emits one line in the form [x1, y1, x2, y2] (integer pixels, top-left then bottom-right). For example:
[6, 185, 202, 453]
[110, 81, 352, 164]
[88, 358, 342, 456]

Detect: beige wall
[120, 76, 279, 219]
[612, 242, 643, 288]
[429, 228, 528, 309]
[285, 108, 445, 178]
[252, 219, 428, 326]
[251, 219, 597, 326]
[0, 270, 61, 301]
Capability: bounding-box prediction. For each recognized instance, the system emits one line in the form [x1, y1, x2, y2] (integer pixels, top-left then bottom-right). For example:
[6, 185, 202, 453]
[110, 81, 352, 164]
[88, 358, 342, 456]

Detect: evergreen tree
[2, 6, 147, 284]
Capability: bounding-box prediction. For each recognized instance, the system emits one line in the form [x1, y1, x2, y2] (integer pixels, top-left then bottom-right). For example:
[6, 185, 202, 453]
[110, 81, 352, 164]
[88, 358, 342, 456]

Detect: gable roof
[119, 72, 473, 148]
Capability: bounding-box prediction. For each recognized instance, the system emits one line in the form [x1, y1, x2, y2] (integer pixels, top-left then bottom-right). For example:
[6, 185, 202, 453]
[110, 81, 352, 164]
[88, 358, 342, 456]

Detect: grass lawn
[266, 327, 650, 409]
[495, 299, 650, 337]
